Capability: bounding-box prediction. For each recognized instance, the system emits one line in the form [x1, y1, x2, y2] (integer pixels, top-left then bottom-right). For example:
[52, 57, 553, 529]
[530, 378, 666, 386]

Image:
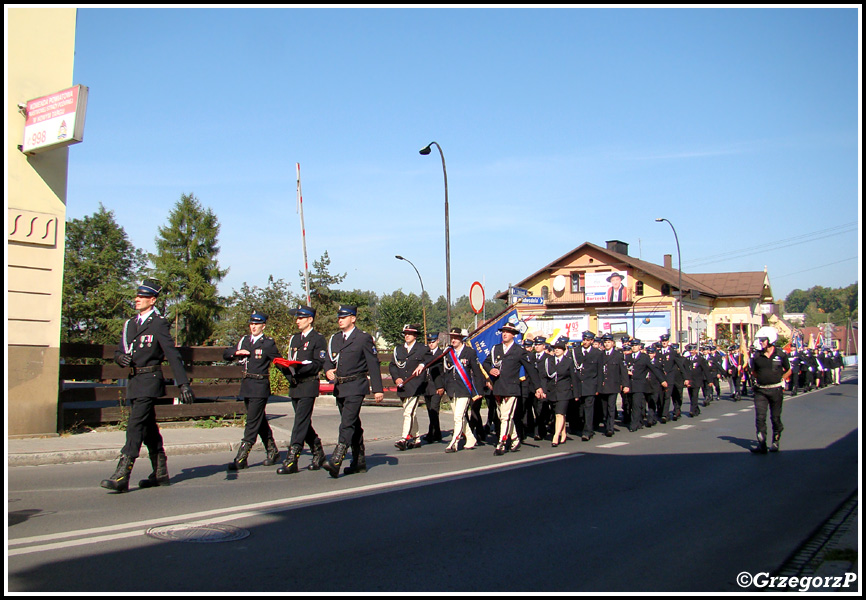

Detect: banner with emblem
[467, 308, 524, 364]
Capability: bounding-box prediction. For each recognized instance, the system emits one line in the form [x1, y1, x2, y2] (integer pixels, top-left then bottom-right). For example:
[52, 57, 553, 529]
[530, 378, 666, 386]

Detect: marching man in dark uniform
[598, 333, 629, 437]
[422, 331, 446, 444]
[443, 328, 485, 453]
[102, 279, 195, 493]
[749, 327, 791, 454]
[627, 339, 667, 432]
[322, 305, 384, 478]
[683, 344, 711, 418]
[482, 323, 543, 455]
[224, 311, 283, 471]
[277, 305, 327, 475]
[571, 330, 602, 441]
[656, 334, 678, 421]
[390, 324, 433, 450]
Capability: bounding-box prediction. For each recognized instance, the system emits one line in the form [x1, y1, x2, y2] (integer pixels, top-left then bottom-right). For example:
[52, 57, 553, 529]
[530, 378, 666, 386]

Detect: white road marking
[675, 425, 693, 430]
[596, 442, 629, 448]
[701, 418, 719, 422]
[642, 433, 668, 439]
[723, 413, 739, 417]
[8, 452, 576, 556]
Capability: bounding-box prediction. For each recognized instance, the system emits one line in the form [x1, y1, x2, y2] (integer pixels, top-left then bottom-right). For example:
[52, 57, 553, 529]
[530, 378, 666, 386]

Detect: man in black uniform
[683, 344, 711, 417]
[531, 336, 552, 441]
[598, 333, 630, 437]
[482, 323, 543, 455]
[785, 348, 801, 397]
[571, 331, 602, 441]
[390, 324, 433, 450]
[322, 305, 384, 478]
[422, 331, 446, 444]
[443, 328, 485, 452]
[277, 305, 328, 475]
[102, 279, 195, 492]
[224, 311, 283, 470]
[627, 340, 667, 432]
[749, 327, 791, 454]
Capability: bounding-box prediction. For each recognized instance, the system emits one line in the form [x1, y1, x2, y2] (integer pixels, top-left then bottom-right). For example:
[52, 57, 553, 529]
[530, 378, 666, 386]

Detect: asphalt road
[7, 379, 859, 592]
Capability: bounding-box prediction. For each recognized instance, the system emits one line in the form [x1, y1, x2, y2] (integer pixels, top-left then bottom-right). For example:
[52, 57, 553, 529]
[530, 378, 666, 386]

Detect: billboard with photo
[585, 271, 630, 303]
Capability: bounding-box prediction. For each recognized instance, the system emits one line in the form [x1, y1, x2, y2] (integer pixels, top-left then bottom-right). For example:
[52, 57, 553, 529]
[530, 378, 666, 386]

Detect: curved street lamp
[395, 255, 427, 339]
[655, 218, 682, 346]
[420, 141, 451, 332]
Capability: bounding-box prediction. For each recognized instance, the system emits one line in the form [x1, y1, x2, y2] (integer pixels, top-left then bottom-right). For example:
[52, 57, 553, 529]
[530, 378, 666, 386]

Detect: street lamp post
[395, 255, 427, 339]
[655, 218, 682, 346]
[420, 141, 451, 333]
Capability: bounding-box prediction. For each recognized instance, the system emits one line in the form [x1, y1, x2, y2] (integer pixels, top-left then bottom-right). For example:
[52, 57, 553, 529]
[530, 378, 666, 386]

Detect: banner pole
[297, 163, 311, 305]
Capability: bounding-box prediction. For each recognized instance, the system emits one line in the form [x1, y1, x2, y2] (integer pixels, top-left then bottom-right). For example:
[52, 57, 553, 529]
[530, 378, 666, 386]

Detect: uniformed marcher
[571, 331, 602, 441]
[224, 311, 283, 471]
[390, 324, 433, 450]
[443, 328, 485, 452]
[539, 336, 575, 446]
[531, 336, 553, 441]
[725, 344, 745, 400]
[101, 279, 195, 492]
[627, 339, 667, 432]
[831, 348, 844, 385]
[598, 333, 630, 436]
[749, 327, 791, 454]
[482, 323, 543, 455]
[322, 305, 384, 477]
[422, 331, 446, 444]
[785, 348, 800, 397]
[683, 344, 711, 418]
[656, 334, 679, 422]
[276, 305, 328, 475]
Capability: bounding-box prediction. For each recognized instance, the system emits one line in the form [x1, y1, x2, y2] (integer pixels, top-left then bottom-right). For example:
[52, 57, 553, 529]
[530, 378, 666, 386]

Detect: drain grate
[146, 523, 250, 543]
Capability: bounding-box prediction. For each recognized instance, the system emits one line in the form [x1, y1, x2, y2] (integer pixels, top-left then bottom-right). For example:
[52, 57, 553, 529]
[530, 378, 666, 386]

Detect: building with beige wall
[498, 240, 773, 346]
[7, 7, 78, 435]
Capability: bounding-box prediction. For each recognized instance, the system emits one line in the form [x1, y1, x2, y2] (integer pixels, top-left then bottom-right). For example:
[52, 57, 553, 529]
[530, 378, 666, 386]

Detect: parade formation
[101, 281, 847, 492]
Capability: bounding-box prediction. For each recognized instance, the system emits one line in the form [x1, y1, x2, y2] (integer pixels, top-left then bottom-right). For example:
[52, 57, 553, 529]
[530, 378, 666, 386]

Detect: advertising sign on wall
[597, 311, 671, 342]
[521, 313, 590, 342]
[585, 271, 630, 303]
[21, 85, 88, 155]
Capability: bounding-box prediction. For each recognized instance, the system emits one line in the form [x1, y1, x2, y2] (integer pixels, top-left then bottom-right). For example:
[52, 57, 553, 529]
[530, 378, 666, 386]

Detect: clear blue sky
[67, 7, 860, 305]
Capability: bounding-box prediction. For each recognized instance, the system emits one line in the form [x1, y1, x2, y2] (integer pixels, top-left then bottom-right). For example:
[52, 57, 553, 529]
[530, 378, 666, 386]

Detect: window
[635, 280, 644, 296]
[541, 286, 549, 301]
[661, 283, 671, 296]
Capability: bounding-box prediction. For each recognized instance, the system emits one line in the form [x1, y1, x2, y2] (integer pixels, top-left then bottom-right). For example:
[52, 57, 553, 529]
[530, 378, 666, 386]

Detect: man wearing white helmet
[749, 327, 791, 454]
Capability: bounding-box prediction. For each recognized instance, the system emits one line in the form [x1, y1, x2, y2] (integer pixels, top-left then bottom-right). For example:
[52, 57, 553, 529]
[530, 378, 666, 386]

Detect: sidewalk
[7, 398, 406, 467]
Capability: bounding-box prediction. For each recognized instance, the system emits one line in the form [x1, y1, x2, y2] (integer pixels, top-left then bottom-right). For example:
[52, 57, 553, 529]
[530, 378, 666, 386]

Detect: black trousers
[290, 397, 319, 448]
[336, 395, 364, 447]
[599, 393, 618, 433]
[534, 395, 551, 438]
[671, 383, 685, 416]
[425, 394, 441, 437]
[242, 397, 274, 445]
[469, 397, 485, 441]
[687, 385, 702, 415]
[122, 397, 163, 459]
[629, 392, 645, 431]
[580, 395, 596, 437]
[753, 386, 784, 440]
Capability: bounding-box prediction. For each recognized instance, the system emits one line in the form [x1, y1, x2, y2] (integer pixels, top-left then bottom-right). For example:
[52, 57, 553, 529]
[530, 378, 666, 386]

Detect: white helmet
[754, 326, 778, 345]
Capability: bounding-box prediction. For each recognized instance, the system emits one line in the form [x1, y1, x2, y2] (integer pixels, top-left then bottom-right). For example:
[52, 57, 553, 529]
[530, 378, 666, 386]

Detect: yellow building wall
[7, 8, 77, 436]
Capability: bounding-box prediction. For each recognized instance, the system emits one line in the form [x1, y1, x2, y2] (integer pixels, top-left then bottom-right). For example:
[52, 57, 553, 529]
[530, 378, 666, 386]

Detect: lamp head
[395, 255, 404, 260]
[419, 144, 432, 155]
[655, 218, 664, 222]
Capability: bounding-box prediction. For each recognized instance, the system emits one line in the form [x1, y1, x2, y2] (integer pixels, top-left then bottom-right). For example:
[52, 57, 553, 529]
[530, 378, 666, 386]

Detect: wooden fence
[59, 343, 403, 428]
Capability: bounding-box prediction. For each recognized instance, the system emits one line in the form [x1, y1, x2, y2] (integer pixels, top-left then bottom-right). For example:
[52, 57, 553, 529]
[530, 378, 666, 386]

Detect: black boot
[276, 444, 302, 475]
[139, 451, 169, 488]
[101, 454, 135, 492]
[750, 432, 769, 454]
[770, 432, 782, 453]
[344, 441, 367, 475]
[228, 441, 252, 470]
[263, 438, 281, 466]
[322, 443, 348, 478]
[308, 438, 326, 471]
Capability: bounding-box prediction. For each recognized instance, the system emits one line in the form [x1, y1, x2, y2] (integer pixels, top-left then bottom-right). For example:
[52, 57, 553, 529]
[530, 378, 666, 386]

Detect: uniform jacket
[324, 328, 384, 397]
[224, 334, 282, 398]
[629, 351, 666, 394]
[483, 342, 541, 397]
[657, 346, 681, 384]
[683, 352, 711, 388]
[540, 354, 576, 402]
[285, 329, 327, 398]
[424, 347, 446, 396]
[598, 348, 629, 394]
[116, 312, 190, 400]
[389, 342, 434, 398]
[442, 344, 484, 398]
[570, 345, 602, 398]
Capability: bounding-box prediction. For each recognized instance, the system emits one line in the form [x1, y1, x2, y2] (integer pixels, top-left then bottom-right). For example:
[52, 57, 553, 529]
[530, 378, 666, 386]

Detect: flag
[467, 308, 521, 365]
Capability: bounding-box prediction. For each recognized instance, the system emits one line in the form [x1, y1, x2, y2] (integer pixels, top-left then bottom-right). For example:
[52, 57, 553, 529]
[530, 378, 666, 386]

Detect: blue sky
[67, 7, 860, 305]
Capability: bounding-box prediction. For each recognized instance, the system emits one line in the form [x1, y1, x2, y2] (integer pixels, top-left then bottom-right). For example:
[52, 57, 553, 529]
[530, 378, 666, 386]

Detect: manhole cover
[145, 523, 249, 543]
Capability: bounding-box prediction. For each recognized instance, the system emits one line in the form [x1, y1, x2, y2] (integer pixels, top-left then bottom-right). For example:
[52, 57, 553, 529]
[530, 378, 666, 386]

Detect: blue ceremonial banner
[468, 308, 523, 364]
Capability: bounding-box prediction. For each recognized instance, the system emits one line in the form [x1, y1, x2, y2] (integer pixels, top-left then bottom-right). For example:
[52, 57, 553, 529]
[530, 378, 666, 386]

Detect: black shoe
[277, 444, 302, 475]
[395, 439, 408, 451]
[101, 454, 135, 492]
[138, 451, 169, 488]
[263, 438, 281, 466]
[493, 443, 506, 456]
[344, 442, 367, 475]
[228, 442, 252, 471]
[308, 438, 326, 471]
[323, 443, 348, 478]
[750, 443, 769, 454]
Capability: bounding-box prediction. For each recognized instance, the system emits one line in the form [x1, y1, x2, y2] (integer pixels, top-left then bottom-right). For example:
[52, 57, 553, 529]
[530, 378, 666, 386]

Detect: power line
[683, 224, 857, 268]
[772, 256, 858, 280]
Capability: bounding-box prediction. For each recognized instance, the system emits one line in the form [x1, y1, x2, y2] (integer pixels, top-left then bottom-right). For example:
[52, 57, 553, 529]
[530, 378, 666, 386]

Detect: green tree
[151, 193, 227, 346]
[378, 290, 423, 347]
[62, 204, 147, 344]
